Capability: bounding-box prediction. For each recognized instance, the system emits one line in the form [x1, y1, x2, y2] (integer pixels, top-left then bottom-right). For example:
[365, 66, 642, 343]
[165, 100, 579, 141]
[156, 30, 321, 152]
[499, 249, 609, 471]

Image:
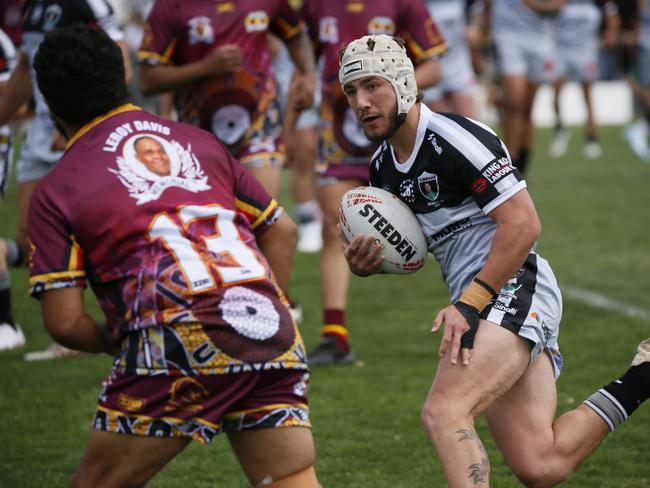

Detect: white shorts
[424, 45, 477, 101]
[16, 115, 62, 183]
[483, 253, 563, 380]
[493, 33, 555, 83]
[555, 42, 600, 81]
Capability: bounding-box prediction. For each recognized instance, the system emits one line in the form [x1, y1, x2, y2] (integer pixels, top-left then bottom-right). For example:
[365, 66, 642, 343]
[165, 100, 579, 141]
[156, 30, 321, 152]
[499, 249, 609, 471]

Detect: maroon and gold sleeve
[226, 149, 281, 232]
[28, 185, 86, 297]
[399, 0, 448, 63]
[269, 0, 306, 41]
[136, 0, 179, 66]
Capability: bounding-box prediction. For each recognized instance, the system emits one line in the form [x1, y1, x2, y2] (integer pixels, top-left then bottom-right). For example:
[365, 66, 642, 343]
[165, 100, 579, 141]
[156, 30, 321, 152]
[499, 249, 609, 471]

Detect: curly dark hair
[33, 25, 129, 126]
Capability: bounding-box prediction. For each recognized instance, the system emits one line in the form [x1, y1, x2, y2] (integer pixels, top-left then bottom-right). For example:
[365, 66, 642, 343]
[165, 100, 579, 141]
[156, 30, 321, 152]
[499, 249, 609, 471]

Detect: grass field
[0, 125, 649, 487]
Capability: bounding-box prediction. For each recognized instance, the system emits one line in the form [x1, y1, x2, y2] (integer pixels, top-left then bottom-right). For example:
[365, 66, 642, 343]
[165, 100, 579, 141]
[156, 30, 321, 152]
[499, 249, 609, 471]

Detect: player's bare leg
[229, 426, 320, 487]
[290, 127, 322, 253]
[71, 431, 191, 487]
[484, 350, 608, 487]
[421, 322, 530, 487]
[428, 92, 477, 119]
[248, 166, 283, 200]
[501, 74, 528, 170]
[549, 78, 571, 159]
[581, 80, 602, 159]
[308, 179, 359, 366]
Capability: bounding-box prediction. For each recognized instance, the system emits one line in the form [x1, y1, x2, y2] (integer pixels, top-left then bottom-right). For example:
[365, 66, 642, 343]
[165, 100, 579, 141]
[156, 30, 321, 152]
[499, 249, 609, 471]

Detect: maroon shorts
[317, 162, 369, 184]
[93, 369, 310, 444]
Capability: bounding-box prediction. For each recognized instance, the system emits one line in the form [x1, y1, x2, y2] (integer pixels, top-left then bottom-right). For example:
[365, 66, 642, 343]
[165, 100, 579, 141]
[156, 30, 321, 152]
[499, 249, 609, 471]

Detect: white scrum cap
[339, 34, 417, 118]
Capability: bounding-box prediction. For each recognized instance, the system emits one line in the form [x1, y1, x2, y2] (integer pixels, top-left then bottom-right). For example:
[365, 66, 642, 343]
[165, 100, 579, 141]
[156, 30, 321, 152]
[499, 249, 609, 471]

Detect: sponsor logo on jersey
[417, 171, 439, 203]
[319, 16, 339, 44]
[431, 217, 472, 242]
[367, 16, 396, 35]
[492, 301, 518, 315]
[399, 179, 415, 203]
[188, 16, 215, 44]
[342, 60, 363, 76]
[499, 281, 522, 299]
[43, 4, 62, 31]
[244, 11, 269, 33]
[427, 133, 443, 155]
[358, 203, 419, 261]
[472, 178, 488, 193]
[109, 131, 212, 205]
[481, 157, 513, 184]
[530, 312, 552, 342]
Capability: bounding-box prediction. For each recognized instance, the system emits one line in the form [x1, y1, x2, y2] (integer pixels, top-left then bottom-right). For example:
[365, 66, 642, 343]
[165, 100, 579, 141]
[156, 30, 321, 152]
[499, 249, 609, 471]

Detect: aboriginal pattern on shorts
[115, 323, 308, 376]
[93, 369, 311, 445]
[234, 96, 286, 169]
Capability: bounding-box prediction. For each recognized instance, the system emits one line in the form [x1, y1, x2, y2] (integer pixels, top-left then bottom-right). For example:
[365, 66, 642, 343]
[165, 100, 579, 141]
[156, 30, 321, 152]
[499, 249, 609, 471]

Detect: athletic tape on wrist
[458, 280, 494, 312]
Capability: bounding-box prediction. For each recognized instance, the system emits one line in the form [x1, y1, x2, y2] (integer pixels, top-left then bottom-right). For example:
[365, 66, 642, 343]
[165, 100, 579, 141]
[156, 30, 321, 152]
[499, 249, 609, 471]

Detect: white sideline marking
[562, 286, 650, 320]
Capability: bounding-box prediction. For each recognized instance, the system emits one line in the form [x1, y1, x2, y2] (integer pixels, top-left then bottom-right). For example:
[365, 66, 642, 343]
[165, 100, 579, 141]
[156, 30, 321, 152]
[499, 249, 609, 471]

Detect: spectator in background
[548, 0, 620, 160]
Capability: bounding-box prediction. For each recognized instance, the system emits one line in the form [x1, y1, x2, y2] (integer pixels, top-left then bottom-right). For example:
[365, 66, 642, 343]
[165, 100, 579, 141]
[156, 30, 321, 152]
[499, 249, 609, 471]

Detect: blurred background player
[299, 0, 447, 366]
[424, 0, 480, 118]
[622, 0, 650, 161]
[121, 0, 174, 118]
[137, 0, 317, 200]
[0, 0, 131, 360]
[270, 34, 323, 253]
[491, 0, 564, 174]
[548, 0, 620, 160]
[0, 26, 23, 351]
[29, 25, 320, 487]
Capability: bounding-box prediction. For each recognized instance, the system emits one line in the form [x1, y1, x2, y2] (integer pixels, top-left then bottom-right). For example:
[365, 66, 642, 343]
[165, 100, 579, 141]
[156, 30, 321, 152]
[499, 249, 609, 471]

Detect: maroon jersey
[29, 105, 306, 374]
[137, 0, 303, 151]
[300, 0, 447, 166]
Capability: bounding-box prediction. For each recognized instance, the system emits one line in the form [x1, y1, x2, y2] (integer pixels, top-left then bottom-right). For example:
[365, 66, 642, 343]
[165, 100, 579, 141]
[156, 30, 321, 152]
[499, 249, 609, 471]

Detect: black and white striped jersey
[369, 104, 527, 299]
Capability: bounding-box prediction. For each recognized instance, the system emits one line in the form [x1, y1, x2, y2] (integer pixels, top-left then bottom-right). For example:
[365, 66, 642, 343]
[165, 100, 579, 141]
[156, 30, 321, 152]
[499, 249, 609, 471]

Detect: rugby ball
[339, 186, 428, 274]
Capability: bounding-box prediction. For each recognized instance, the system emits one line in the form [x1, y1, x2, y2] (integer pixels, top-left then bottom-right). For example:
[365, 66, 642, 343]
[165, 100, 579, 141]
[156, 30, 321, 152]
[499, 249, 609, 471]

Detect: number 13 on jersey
[147, 204, 267, 293]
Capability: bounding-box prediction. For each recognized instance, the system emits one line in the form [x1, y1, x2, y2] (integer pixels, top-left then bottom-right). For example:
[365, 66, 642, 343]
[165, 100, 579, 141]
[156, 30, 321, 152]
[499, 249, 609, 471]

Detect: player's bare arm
[138, 44, 243, 96]
[413, 57, 441, 90]
[0, 52, 33, 127]
[432, 190, 541, 367]
[285, 31, 317, 110]
[39, 287, 118, 355]
[255, 211, 297, 295]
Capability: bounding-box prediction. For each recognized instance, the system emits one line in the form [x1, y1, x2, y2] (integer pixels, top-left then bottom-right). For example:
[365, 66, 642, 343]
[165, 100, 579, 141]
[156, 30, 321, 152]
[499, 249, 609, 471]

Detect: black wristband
[453, 301, 481, 349]
[473, 277, 497, 297]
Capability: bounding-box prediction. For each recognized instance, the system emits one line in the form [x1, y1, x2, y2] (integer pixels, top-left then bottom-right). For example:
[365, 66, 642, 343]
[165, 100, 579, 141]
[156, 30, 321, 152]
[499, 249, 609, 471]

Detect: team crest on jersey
[399, 179, 415, 203]
[188, 16, 215, 44]
[110, 134, 211, 205]
[318, 17, 339, 44]
[367, 16, 396, 35]
[244, 11, 269, 33]
[43, 4, 63, 31]
[417, 171, 439, 202]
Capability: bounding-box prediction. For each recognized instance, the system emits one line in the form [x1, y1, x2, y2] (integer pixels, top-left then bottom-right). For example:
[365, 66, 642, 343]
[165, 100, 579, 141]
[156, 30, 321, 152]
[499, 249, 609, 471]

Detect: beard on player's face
[361, 99, 400, 143]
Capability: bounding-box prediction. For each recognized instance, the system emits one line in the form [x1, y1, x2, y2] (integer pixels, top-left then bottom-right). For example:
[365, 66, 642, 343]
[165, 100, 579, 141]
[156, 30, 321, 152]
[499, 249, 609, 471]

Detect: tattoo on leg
[456, 429, 490, 484]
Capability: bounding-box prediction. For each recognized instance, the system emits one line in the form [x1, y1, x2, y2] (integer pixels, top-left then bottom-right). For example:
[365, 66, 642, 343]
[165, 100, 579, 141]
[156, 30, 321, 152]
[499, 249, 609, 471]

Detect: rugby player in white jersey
[549, 0, 620, 160]
[338, 34, 650, 487]
[491, 0, 564, 174]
